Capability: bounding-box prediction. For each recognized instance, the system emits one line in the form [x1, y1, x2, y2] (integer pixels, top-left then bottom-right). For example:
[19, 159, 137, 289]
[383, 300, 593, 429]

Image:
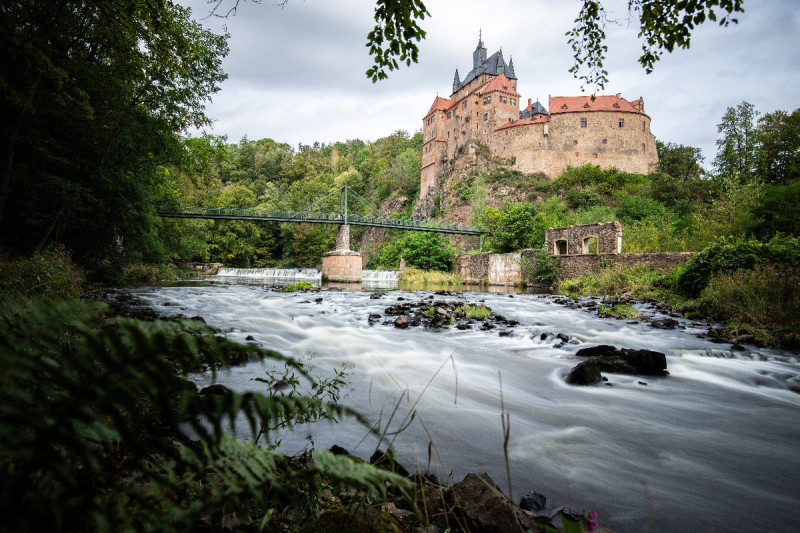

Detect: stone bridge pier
[321, 224, 363, 282]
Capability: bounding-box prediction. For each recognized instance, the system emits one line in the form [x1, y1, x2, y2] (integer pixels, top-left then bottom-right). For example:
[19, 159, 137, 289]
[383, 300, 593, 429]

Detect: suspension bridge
[157, 185, 487, 236]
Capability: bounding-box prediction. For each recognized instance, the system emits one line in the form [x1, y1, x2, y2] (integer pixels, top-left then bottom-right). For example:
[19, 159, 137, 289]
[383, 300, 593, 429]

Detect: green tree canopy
[0, 0, 229, 278]
[398, 231, 452, 271]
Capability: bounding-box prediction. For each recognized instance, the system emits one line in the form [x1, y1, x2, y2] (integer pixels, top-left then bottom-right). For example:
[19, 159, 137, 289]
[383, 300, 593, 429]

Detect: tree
[397, 231, 452, 271]
[567, 0, 743, 90]
[478, 202, 538, 253]
[0, 0, 228, 277]
[203, 1, 744, 89]
[649, 141, 708, 205]
[713, 101, 759, 181]
[754, 109, 800, 185]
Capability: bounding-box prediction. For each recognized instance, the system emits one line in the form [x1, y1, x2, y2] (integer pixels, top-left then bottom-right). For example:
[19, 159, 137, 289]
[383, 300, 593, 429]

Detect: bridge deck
[157, 206, 487, 235]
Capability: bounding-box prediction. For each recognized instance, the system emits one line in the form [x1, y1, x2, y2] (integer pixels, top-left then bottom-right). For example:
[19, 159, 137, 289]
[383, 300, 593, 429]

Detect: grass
[463, 305, 490, 321]
[598, 303, 642, 320]
[280, 281, 317, 292]
[558, 264, 672, 301]
[398, 267, 463, 286]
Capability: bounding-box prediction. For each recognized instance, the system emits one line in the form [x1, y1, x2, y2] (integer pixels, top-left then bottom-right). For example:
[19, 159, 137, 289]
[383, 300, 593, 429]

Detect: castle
[420, 37, 658, 200]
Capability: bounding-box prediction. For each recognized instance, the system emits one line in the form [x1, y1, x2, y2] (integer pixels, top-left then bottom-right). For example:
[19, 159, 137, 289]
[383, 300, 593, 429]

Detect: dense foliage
[0, 298, 410, 531]
[397, 232, 453, 272]
[676, 236, 800, 297]
[0, 0, 228, 280]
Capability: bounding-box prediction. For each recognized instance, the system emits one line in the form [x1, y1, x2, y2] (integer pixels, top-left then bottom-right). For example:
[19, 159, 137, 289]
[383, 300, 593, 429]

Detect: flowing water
[109, 282, 800, 533]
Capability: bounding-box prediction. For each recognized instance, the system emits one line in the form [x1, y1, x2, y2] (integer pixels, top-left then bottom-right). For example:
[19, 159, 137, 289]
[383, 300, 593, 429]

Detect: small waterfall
[215, 267, 322, 280]
[361, 270, 400, 282]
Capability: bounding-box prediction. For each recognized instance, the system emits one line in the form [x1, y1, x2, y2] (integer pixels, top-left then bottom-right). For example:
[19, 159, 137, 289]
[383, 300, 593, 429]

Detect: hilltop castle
[420, 37, 658, 200]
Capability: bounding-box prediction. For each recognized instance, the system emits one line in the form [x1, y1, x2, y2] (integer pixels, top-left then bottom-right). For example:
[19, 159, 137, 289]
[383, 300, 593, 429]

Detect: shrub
[677, 236, 800, 297]
[521, 251, 560, 285]
[566, 188, 601, 209]
[697, 268, 800, 347]
[0, 245, 86, 301]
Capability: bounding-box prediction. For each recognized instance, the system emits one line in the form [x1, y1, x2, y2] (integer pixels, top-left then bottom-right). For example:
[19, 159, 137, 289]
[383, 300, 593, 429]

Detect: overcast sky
[178, 0, 800, 167]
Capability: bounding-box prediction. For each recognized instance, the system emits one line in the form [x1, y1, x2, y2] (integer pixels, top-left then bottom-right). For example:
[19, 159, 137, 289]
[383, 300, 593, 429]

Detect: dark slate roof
[453, 41, 517, 93]
[519, 99, 549, 119]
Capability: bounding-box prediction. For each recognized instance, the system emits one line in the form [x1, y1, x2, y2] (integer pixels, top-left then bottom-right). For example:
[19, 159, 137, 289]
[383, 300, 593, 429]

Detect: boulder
[199, 384, 232, 397]
[620, 348, 668, 376]
[394, 315, 411, 328]
[651, 318, 679, 329]
[575, 345, 617, 358]
[452, 473, 552, 532]
[519, 490, 546, 512]
[565, 360, 602, 385]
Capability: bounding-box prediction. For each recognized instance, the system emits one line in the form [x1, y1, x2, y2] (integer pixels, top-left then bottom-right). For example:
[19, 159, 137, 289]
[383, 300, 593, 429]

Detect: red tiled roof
[495, 114, 550, 131]
[480, 74, 521, 97]
[550, 95, 644, 115]
[424, 96, 457, 118]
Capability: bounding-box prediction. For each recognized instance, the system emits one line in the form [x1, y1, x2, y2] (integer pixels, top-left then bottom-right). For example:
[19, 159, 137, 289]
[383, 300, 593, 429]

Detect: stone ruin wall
[458, 222, 693, 286]
[546, 222, 623, 256]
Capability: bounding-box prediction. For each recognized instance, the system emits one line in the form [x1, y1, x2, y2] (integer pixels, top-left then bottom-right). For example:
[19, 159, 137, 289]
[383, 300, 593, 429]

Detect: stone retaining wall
[458, 250, 692, 286]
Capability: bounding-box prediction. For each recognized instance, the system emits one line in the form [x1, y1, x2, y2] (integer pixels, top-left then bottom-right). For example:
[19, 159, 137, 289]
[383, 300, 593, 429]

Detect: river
[108, 279, 800, 533]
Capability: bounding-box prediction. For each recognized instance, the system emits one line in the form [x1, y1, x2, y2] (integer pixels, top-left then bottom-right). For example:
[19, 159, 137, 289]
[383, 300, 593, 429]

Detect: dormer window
[583, 103, 590, 108]
[613, 103, 620, 108]
[561, 104, 568, 109]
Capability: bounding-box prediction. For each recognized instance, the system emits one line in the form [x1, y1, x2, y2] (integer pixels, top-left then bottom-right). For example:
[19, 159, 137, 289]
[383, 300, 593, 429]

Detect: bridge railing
[159, 206, 484, 234]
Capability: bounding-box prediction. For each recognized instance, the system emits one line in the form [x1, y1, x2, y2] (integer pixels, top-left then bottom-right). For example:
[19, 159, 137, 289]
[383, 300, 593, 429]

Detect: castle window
[602, 139, 607, 144]
[462, 101, 468, 109]
[500, 96, 507, 104]
[510, 98, 516, 106]
[483, 113, 488, 120]
[642, 121, 646, 132]
[573, 140, 578, 145]
[580, 118, 587, 128]
[642, 143, 646, 153]
[483, 96, 492, 104]
[619, 118, 625, 128]
[447, 112, 452, 119]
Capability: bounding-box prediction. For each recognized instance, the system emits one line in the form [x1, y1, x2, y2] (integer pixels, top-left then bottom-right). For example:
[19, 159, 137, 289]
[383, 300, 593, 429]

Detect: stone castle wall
[496, 112, 657, 176]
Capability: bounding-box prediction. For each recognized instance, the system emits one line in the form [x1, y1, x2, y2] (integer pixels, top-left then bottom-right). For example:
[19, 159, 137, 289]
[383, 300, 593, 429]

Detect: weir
[215, 267, 322, 280]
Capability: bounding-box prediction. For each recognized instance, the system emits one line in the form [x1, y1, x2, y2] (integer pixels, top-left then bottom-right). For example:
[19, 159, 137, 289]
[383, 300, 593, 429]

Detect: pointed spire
[507, 56, 516, 79]
[452, 68, 461, 93]
[473, 30, 487, 68]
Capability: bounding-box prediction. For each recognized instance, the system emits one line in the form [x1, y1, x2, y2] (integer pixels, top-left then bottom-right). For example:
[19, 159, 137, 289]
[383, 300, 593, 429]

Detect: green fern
[0, 298, 409, 532]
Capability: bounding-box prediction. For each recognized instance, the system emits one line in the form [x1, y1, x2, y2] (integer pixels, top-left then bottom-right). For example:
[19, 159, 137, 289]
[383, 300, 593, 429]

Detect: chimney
[527, 98, 532, 114]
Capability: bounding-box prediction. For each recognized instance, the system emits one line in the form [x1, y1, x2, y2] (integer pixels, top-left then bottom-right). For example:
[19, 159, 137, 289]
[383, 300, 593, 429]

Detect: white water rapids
[112, 284, 800, 532]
